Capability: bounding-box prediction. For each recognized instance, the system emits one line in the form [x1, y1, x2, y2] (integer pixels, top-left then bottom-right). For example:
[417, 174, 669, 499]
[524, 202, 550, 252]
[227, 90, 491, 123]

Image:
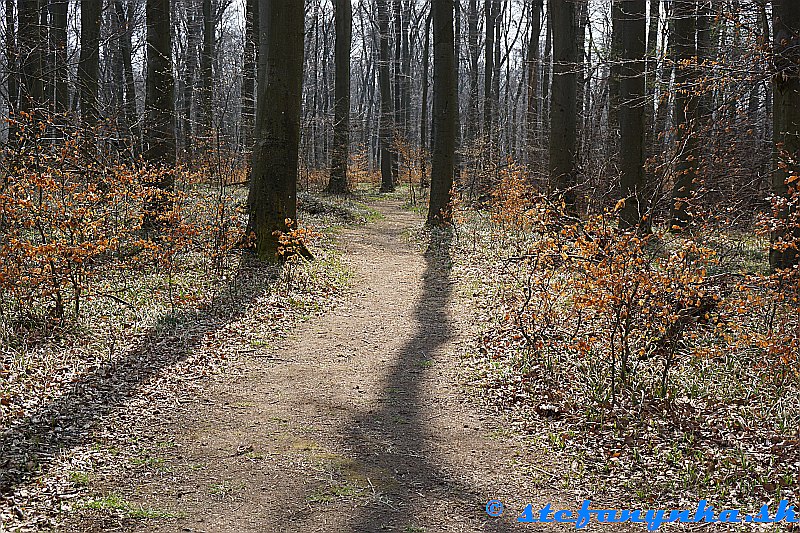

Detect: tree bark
[376, 0, 395, 192]
[525, 0, 543, 162]
[78, 0, 101, 124]
[618, 0, 648, 229]
[200, 0, 214, 133]
[17, 0, 43, 114]
[51, 0, 67, 113]
[242, 0, 257, 146]
[143, 0, 177, 227]
[327, 0, 351, 194]
[669, 0, 698, 230]
[483, 0, 495, 142]
[247, 0, 305, 262]
[116, 0, 139, 150]
[548, 0, 578, 210]
[428, 0, 457, 226]
[770, 0, 800, 269]
[420, 10, 431, 188]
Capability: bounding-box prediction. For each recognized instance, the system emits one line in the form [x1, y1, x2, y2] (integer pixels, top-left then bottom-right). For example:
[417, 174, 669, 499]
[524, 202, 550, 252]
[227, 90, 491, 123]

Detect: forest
[1, 0, 799, 531]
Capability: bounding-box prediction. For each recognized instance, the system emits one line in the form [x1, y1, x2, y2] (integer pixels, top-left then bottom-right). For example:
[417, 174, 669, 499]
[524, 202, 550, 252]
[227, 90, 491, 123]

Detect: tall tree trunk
[770, 0, 800, 269]
[525, 0, 542, 163]
[51, 0, 67, 113]
[391, 0, 402, 182]
[143, 0, 177, 227]
[116, 0, 139, 150]
[200, 0, 213, 133]
[428, 0, 456, 226]
[247, 0, 305, 262]
[18, 0, 43, 115]
[483, 0, 495, 142]
[618, 0, 648, 228]
[420, 10, 431, 188]
[327, 0, 351, 194]
[608, 0, 623, 153]
[5, 0, 16, 105]
[181, 0, 199, 157]
[466, 0, 478, 147]
[548, 0, 578, 209]
[78, 0, 101, 124]
[242, 0, 257, 146]
[376, 0, 394, 192]
[669, 0, 698, 230]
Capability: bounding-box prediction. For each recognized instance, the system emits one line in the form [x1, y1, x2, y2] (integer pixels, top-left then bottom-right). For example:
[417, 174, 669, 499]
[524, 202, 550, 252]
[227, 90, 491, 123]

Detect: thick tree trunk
[669, 0, 698, 230]
[428, 0, 456, 226]
[618, 0, 648, 229]
[770, 0, 800, 269]
[376, 0, 394, 192]
[78, 0, 101, 124]
[327, 0, 351, 194]
[548, 0, 578, 210]
[247, 0, 305, 262]
[143, 0, 177, 227]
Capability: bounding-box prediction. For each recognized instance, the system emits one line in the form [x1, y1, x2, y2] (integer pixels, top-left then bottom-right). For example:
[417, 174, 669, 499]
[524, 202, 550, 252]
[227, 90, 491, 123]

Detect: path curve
[109, 200, 567, 532]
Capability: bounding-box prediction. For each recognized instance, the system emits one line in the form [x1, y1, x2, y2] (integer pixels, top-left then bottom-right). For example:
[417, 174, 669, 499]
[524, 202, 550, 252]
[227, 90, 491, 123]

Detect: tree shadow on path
[346, 230, 517, 532]
[0, 256, 279, 496]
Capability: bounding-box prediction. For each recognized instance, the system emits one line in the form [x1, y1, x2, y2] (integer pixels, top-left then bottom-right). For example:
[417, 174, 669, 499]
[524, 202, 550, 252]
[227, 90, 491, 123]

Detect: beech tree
[618, 0, 647, 229]
[427, 0, 457, 225]
[548, 0, 578, 209]
[376, 0, 394, 192]
[78, 0, 101, 124]
[771, 0, 800, 269]
[247, 0, 305, 261]
[669, 0, 698, 230]
[142, 0, 176, 227]
[327, 0, 351, 194]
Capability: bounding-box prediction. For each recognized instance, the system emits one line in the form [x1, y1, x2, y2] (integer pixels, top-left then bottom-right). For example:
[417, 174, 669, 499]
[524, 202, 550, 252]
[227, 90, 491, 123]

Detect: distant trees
[247, 0, 305, 261]
[427, 0, 457, 225]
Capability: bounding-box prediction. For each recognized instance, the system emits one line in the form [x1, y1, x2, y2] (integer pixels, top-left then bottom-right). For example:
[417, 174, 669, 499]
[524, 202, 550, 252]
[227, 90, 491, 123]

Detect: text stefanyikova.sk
[484, 499, 799, 530]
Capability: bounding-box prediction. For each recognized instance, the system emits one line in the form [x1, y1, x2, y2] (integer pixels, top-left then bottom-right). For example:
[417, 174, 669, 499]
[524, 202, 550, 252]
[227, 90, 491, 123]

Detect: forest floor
[55, 199, 580, 532]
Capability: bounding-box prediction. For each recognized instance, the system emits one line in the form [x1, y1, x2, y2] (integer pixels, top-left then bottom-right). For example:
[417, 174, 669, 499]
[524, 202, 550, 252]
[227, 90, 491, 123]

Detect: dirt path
[83, 200, 570, 532]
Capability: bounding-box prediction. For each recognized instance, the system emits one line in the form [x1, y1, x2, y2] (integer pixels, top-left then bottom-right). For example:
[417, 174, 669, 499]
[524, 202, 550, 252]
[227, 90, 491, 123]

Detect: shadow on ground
[345, 230, 514, 532]
[0, 255, 279, 495]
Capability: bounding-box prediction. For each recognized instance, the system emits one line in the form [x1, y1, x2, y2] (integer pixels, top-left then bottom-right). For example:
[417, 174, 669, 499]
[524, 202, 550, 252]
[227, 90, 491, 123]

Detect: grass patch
[78, 494, 181, 519]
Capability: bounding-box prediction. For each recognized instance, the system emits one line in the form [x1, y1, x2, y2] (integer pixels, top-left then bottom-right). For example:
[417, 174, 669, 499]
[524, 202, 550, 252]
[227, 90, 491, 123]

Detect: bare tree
[618, 0, 648, 228]
[428, 0, 457, 225]
[327, 0, 351, 194]
[247, 0, 305, 261]
[549, 0, 578, 209]
[771, 0, 800, 269]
